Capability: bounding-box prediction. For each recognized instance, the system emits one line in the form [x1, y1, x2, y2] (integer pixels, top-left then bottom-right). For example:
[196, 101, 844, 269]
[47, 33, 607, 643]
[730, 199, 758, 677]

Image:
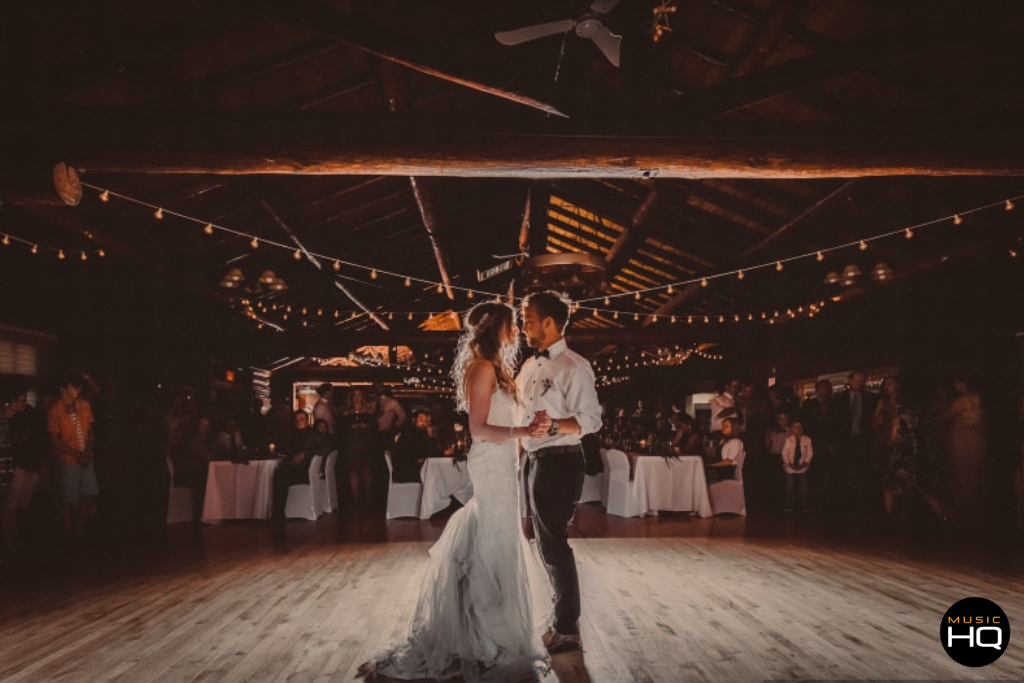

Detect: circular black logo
[940, 597, 1010, 667]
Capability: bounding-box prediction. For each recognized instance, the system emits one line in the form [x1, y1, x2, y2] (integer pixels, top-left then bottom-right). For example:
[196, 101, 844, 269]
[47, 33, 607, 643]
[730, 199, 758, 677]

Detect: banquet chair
[284, 455, 325, 520]
[320, 451, 339, 514]
[579, 471, 604, 504]
[385, 451, 422, 519]
[709, 449, 746, 516]
[604, 449, 643, 517]
[166, 459, 197, 524]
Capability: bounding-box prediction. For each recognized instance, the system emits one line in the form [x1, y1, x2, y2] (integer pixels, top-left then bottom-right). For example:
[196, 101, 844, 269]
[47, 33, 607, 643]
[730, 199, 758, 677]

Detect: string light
[775, 261, 784, 271]
[99, 190, 110, 202]
[80, 251, 87, 261]
[953, 214, 963, 225]
[635, 291, 641, 300]
[467, 290, 474, 299]
[737, 270, 745, 280]
[666, 285, 674, 295]
[1007, 199, 1016, 211]
[700, 278, 708, 287]
[437, 283, 443, 294]
[404, 277, 411, 287]
[154, 208, 164, 220]
[1, 235, 8, 246]
[333, 260, 341, 272]
[816, 251, 824, 261]
[57, 250, 66, 260]
[604, 297, 610, 305]
[204, 223, 214, 235]
[370, 269, 378, 279]
[292, 249, 302, 260]
[250, 237, 259, 249]
[98, 249, 106, 258]
[858, 240, 868, 251]
[905, 228, 913, 239]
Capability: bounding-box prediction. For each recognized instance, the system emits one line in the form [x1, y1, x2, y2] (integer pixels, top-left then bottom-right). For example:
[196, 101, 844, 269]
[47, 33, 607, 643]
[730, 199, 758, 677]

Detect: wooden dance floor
[2, 507, 1023, 682]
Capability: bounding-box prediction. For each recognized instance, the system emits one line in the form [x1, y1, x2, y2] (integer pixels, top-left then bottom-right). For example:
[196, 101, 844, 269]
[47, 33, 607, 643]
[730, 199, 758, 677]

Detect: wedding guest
[670, 413, 704, 456]
[781, 419, 813, 511]
[767, 412, 792, 459]
[312, 383, 337, 443]
[174, 415, 218, 515]
[706, 418, 744, 485]
[47, 372, 98, 540]
[872, 377, 902, 515]
[710, 380, 741, 435]
[214, 415, 248, 461]
[342, 388, 376, 508]
[390, 409, 440, 483]
[831, 371, 877, 518]
[1, 377, 42, 553]
[940, 373, 987, 527]
[801, 380, 836, 511]
[271, 410, 331, 520]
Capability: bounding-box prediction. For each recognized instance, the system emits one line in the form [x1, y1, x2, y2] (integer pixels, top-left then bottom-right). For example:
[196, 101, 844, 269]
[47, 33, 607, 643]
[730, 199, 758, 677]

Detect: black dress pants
[528, 449, 586, 635]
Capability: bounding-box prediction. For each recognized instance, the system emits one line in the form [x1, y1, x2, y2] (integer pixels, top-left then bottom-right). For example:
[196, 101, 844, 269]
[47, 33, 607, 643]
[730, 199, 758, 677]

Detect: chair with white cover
[604, 449, 644, 517]
[385, 451, 422, 519]
[319, 451, 339, 514]
[579, 471, 603, 504]
[166, 459, 196, 524]
[284, 455, 325, 520]
[709, 449, 746, 516]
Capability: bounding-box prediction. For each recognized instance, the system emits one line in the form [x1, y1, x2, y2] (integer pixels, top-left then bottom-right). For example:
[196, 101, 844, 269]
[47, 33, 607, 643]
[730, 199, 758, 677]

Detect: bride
[358, 302, 552, 682]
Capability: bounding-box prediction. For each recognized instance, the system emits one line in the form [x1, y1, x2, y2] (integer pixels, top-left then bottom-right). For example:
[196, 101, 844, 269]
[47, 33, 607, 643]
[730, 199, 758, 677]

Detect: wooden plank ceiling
[2, 0, 1024, 364]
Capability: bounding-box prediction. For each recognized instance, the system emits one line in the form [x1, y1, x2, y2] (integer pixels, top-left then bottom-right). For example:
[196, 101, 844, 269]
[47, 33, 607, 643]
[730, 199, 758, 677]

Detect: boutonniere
[541, 378, 553, 397]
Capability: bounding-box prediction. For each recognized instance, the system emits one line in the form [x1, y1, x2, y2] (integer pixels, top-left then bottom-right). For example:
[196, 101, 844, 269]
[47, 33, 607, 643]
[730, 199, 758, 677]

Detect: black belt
[529, 444, 583, 459]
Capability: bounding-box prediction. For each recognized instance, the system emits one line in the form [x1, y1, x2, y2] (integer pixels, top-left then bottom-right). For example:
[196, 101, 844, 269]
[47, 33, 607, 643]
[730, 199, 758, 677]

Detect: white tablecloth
[631, 455, 713, 518]
[419, 458, 473, 519]
[202, 459, 280, 523]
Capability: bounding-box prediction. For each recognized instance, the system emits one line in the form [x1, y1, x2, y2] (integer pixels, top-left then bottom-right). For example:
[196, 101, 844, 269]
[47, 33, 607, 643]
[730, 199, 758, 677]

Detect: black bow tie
[532, 349, 550, 359]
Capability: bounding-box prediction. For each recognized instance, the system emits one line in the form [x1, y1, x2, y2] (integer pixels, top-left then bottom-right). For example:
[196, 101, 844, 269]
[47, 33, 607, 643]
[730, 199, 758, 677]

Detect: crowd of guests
[604, 370, 1024, 531]
[164, 382, 460, 521]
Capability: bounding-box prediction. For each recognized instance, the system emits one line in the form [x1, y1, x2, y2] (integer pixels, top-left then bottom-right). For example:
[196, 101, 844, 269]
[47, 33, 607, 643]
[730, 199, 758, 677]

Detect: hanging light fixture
[221, 268, 245, 288]
[824, 270, 841, 285]
[841, 264, 862, 286]
[259, 270, 277, 286]
[871, 262, 893, 281]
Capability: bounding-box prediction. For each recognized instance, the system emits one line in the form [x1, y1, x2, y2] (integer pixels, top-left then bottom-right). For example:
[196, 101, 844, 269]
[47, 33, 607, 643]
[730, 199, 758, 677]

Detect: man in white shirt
[710, 379, 741, 434]
[517, 291, 601, 654]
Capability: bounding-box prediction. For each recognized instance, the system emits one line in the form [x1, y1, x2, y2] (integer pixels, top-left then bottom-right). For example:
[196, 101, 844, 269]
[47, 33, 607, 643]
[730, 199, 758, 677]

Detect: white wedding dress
[369, 389, 552, 682]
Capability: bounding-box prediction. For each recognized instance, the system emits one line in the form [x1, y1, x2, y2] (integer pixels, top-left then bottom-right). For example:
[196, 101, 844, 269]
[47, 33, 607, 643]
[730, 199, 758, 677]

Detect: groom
[518, 291, 602, 654]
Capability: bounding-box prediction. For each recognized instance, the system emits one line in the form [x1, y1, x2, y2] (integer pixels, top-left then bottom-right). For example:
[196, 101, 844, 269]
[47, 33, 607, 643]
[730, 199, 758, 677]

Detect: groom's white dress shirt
[516, 338, 602, 452]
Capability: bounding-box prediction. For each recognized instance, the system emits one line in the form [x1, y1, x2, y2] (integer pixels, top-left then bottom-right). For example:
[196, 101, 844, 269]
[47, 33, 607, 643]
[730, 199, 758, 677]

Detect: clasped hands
[528, 410, 553, 438]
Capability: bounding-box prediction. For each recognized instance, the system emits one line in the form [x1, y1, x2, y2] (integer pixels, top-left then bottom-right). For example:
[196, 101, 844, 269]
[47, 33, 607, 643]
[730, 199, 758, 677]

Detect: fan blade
[589, 25, 621, 67]
[495, 19, 575, 46]
[590, 0, 620, 14]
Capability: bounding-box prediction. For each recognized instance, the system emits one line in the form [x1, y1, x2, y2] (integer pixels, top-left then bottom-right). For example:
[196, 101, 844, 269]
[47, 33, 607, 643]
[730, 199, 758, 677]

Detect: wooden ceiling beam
[11, 112, 1024, 178]
[261, 1, 566, 118]
[723, 0, 811, 79]
[605, 186, 663, 280]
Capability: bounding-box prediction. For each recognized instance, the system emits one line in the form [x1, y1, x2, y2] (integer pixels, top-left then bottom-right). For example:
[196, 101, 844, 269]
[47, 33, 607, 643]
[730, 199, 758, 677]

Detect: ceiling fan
[494, 0, 622, 67]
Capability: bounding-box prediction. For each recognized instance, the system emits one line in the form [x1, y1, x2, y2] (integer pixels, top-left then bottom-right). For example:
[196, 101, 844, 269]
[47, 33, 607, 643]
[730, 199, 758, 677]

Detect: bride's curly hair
[452, 302, 520, 413]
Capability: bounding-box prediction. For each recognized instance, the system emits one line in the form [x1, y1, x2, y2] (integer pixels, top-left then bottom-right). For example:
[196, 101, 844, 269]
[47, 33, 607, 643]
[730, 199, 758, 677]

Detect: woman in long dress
[941, 374, 987, 527]
[358, 302, 551, 682]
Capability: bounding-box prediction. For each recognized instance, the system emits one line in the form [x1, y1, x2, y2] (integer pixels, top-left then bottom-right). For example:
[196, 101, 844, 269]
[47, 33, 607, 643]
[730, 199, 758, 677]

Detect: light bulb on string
[613, 311, 619, 320]
[700, 278, 708, 287]
[154, 208, 164, 220]
[404, 277, 411, 287]
[905, 228, 913, 239]
[775, 261, 784, 272]
[204, 223, 214, 235]
[634, 291, 641, 301]
[250, 237, 259, 249]
[371, 269, 378, 279]
[80, 251, 88, 261]
[604, 296, 610, 305]
[1, 235, 8, 246]
[667, 285, 674, 295]
[292, 249, 302, 260]
[467, 290, 474, 299]
[953, 214, 963, 225]
[1006, 199, 1015, 211]
[407, 312, 413, 321]
[437, 283, 443, 294]
[816, 251, 824, 262]
[98, 249, 106, 258]
[333, 260, 341, 272]
[671, 316, 677, 324]
[859, 240, 867, 251]
[703, 316, 709, 324]
[651, 315, 658, 323]
[633, 313, 639, 321]
[687, 316, 693, 324]
[99, 190, 110, 202]
[737, 270, 745, 280]
[57, 250, 66, 260]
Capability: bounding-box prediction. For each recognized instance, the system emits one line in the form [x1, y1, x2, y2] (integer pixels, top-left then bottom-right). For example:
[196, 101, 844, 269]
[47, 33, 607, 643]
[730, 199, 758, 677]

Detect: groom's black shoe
[543, 627, 582, 654]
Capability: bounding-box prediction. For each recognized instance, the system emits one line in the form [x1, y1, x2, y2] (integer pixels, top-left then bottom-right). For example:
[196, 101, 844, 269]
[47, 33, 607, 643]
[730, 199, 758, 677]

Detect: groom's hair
[523, 291, 571, 333]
